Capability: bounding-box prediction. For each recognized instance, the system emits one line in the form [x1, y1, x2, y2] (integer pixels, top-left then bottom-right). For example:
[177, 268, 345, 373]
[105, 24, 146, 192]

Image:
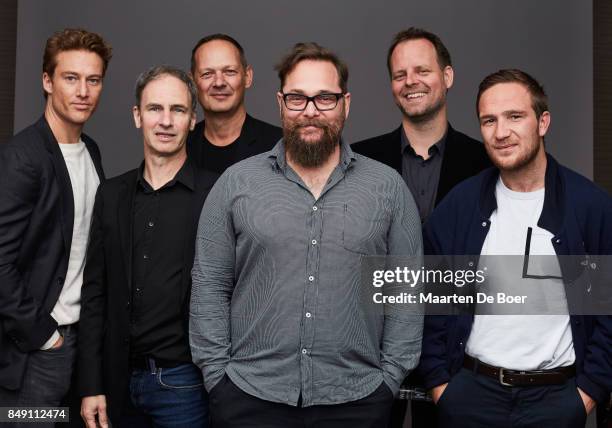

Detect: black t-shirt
[186, 114, 282, 174]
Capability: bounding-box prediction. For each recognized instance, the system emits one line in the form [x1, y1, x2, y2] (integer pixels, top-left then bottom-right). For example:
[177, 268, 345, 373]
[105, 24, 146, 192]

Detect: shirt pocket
[342, 202, 390, 255]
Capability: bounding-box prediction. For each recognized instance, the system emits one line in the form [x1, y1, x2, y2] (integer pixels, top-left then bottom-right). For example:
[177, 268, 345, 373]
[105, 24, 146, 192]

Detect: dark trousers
[0, 324, 77, 428]
[115, 362, 209, 428]
[209, 375, 394, 428]
[437, 368, 587, 428]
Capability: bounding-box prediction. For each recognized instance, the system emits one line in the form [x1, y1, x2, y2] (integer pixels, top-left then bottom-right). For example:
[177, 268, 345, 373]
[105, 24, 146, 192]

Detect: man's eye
[88, 78, 101, 85]
[286, 95, 305, 104]
[317, 94, 337, 104]
[224, 70, 237, 76]
[511, 115, 522, 120]
[201, 72, 213, 78]
[65, 76, 77, 82]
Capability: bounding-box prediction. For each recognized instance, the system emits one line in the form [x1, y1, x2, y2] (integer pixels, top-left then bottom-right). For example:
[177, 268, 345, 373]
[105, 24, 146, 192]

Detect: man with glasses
[190, 42, 424, 428]
[188, 34, 282, 174]
[419, 69, 612, 427]
[352, 28, 490, 224]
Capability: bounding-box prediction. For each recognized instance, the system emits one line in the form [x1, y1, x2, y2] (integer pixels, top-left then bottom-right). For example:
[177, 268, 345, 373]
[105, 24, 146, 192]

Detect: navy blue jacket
[420, 154, 612, 403]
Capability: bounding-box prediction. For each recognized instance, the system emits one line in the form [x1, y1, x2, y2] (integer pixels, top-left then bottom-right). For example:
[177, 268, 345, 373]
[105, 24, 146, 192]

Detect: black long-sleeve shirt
[130, 161, 194, 364]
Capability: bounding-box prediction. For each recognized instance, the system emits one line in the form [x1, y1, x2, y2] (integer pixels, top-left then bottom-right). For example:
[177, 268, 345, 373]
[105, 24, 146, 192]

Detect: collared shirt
[400, 129, 446, 222]
[191, 139, 423, 407]
[130, 160, 195, 364]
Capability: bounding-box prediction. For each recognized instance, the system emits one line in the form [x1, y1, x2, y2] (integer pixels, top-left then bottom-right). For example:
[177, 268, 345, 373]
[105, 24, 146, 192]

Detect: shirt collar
[136, 157, 195, 192]
[400, 126, 447, 158]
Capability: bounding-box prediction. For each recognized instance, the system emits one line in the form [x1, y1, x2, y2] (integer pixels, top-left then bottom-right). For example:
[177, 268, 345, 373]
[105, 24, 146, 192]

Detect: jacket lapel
[36, 116, 74, 256]
[117, 175, 137, 291]
[82, 135, 105, 181]
[436, 125, 459, 205]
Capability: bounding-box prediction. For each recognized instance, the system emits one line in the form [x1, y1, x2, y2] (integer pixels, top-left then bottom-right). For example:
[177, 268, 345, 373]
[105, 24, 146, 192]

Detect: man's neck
[143, 150, 187, 191]
[44, 106, 83, 145]
[401, 108, 448, 159]
[286, 145, 341, 200]
[203, 107, 247, 147]
[499, 146, 547, 193]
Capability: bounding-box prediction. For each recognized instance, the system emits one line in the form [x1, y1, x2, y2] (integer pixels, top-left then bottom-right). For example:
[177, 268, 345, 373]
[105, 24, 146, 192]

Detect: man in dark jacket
[352, 27, 490, 224]
[0, 29, 110, 416]
[78, 66, 217, 428]
[421, 69, 612, 427]
[187, 33, 282, 173]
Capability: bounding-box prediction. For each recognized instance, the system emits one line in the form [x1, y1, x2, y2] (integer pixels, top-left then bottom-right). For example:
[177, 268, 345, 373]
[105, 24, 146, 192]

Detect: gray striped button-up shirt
[190, 139, 423, 407]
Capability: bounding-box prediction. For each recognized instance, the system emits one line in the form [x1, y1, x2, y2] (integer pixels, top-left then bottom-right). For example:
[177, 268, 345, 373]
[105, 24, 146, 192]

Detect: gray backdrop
[14, 0, 593, 178]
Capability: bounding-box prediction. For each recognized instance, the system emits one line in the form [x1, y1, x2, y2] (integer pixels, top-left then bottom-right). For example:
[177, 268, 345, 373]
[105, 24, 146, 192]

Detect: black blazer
[186, 114, 282, 172]
[76, 163, 217, 421]
[351, 124, 491, 206]
[0, 116, 104, 390]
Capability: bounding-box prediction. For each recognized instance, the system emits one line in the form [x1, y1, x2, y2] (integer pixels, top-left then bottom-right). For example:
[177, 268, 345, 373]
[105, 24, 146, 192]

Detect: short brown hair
[275, 42, 349, 93]
[387, 27, 452, 77]
[476, 69, 549, 119]
[43, 28, 112, 78]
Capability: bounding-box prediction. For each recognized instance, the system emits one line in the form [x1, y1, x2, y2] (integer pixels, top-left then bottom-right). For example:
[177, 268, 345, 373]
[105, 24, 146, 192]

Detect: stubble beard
[487, 134, 543, 173]
[397, 88, 446, 125]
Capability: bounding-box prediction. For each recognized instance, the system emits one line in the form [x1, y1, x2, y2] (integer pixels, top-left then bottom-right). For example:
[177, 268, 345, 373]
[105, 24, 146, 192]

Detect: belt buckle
[498, 368, 512, 386]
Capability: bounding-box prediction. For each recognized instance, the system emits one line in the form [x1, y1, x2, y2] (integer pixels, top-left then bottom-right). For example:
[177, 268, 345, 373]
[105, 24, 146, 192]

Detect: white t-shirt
[53, 140, 100, 325]
[465, 177, 575, 370]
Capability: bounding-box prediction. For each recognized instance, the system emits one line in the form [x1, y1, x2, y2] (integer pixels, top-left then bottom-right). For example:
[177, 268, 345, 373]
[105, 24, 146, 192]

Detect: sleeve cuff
[40, 330, 60, 350]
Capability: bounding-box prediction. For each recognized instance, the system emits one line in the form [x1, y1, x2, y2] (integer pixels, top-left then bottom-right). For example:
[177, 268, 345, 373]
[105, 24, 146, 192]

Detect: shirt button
[148, 221, 154, 227]
[311, 239, 317, 245]
[143, 254, 149, 260]
[555, 239, 561, 244]
[302, 349, 308, 354]
[312, 206, 318, 211]
[308, 276, 314, 282]
[136, 288, 141, 292]
[305, 312, 312, 318]
[420, 190, 425, 196]
[481, 222, 487, 227]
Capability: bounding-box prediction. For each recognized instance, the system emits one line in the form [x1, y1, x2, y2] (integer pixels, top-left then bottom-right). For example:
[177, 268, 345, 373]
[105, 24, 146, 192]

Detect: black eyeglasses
[281, 92, 344, 111]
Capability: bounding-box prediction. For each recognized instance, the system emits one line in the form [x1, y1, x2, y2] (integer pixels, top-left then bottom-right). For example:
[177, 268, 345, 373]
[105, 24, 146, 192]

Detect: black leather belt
[463, 355, 575, 386]
[130, 356, 181, 370]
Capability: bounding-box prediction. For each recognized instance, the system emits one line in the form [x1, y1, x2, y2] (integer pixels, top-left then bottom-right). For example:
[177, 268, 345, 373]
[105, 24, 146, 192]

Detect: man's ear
[42, 72, 53, 97]
[538, 111, 551, 137]
[443, 66, 454, 90]
[342, 92, 351, 119]
[132, 105, 142, 129]
[244, 65, 253, 89]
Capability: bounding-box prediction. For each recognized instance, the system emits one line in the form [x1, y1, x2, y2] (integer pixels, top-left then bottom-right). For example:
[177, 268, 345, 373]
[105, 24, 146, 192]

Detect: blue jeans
[117, 362, 209, 428]
[0, 324, 77, 428]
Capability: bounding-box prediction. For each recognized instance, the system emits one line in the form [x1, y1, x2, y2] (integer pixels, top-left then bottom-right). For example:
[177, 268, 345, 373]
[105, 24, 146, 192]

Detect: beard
[486, 135, 543, 173]
[282, 112, 344, 168]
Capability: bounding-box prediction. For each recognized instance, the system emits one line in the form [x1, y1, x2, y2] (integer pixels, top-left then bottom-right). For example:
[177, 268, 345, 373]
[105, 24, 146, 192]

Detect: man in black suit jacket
[352, 28, 490, 224]
[187, 33, 282, 173]
[0, 29, 111, 414]
[352, 28, 490, 428]
[78, 66, 217, 428]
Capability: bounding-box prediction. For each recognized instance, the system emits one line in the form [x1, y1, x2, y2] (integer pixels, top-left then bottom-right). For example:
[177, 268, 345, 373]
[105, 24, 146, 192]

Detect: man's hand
[51, 334, 64, 349]
[577, 387, 596, 415]
[81, 395, 108, 428]
[430, 383, 449, 404]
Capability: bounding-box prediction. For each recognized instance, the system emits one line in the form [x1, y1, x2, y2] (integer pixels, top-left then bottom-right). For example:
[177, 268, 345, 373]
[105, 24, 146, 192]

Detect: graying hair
[134, 65, 197, 111]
